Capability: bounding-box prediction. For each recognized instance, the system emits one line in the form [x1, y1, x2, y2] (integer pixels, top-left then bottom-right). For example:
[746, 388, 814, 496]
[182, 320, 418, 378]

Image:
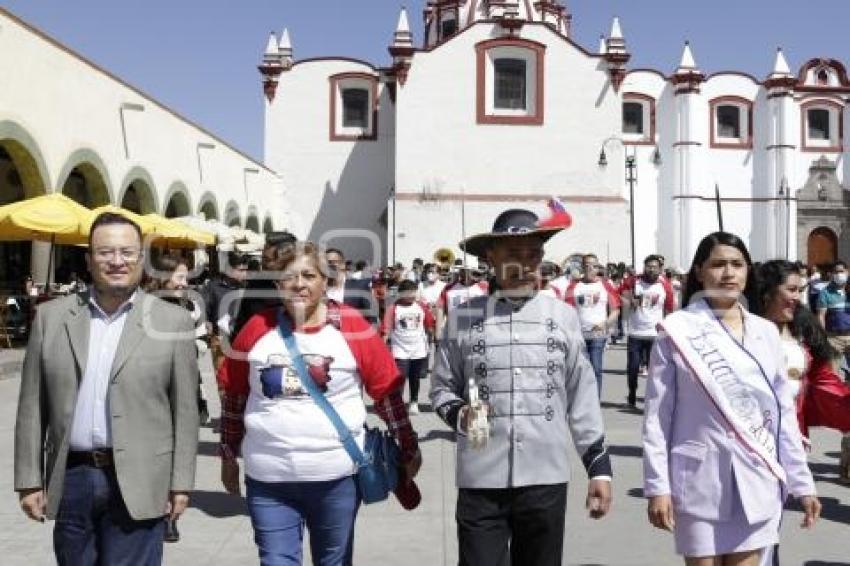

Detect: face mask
[834, 273, 848, 286]
[427, 272, 439, 283]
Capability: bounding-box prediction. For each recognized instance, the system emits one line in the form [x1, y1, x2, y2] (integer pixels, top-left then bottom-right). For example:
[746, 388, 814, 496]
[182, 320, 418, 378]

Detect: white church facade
[263, 0, 850, 270]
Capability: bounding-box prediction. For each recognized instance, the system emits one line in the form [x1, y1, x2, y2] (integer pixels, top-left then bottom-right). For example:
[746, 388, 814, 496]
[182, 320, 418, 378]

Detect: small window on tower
[494, 58, 527, 110]
[440, 17, 458, 40]
[623, 102, 644, 135]
[342, 88, 369, 128]
[716, 105, 741, 139]
[808, 108, 831, 140]
[817, 69, 830, 86]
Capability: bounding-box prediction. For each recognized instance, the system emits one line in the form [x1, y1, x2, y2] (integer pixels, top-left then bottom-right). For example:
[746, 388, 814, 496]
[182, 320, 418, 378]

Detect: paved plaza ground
[0, 344, 848, 565]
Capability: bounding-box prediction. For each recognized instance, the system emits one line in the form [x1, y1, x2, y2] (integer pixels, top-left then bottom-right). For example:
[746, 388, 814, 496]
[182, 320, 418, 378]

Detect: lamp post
[778, 176, 792, 260]
[390, 186, 397, 265]
[598, 137, 638, 268]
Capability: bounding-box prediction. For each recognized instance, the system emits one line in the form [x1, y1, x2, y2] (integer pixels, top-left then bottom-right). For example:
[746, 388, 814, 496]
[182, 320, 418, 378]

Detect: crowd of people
[10, 204, 850, 566]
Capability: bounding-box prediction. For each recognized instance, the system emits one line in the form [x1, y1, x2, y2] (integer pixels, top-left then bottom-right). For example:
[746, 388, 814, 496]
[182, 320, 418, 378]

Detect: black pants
[456, 484, 567, 566]
[626, 336, 655, 403]
[396, 357, 427, 403]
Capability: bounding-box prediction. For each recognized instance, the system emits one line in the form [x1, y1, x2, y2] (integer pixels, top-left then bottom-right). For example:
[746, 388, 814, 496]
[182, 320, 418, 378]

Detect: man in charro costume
[430, 201, 613, 566]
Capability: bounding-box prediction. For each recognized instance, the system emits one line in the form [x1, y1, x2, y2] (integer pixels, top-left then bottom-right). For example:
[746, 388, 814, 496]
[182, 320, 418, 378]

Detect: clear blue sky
[3, 1, 848, 162]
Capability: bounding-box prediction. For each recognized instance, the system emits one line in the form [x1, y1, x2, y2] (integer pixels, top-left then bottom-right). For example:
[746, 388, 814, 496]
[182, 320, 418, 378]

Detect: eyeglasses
[92, 247, 141, 263]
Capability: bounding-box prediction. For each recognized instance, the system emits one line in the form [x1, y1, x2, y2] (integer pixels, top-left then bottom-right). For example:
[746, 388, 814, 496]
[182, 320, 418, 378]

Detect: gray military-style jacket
[430, 292, 612, 488]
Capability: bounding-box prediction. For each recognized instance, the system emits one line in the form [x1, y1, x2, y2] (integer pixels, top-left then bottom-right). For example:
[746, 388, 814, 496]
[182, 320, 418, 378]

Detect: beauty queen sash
[659, 305, 787, 485]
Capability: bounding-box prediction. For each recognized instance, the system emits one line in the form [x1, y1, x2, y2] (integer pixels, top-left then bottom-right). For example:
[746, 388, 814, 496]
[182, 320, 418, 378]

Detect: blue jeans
[584, 337, 607, 397]
[626, 336, 655, 403]
[246, 475, 360, 566]
[53, 464, 165, 566]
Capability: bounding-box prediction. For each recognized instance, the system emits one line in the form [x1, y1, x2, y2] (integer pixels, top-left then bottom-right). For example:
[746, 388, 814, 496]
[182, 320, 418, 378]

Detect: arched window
[817, 69, 830, 86]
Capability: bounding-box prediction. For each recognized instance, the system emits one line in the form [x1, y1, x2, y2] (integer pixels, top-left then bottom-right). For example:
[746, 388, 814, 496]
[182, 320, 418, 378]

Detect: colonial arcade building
[0, 8, 286, 289]
[263, 1, 850, 269]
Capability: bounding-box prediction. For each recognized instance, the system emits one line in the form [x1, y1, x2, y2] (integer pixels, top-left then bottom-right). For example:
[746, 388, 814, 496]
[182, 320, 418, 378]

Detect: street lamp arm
[595, 136, 637, 268]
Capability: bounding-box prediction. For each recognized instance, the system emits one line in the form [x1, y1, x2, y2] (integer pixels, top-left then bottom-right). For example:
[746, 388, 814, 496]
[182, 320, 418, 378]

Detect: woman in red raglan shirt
[217, 241, 421, 565]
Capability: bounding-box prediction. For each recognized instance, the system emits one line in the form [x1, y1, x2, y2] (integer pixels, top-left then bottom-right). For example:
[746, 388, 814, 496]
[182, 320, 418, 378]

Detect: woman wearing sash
[643, 232, 821, 565]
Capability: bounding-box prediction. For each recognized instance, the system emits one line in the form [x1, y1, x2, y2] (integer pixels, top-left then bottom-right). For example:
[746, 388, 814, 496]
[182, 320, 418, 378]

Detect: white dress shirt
[68, 292, 135, 451]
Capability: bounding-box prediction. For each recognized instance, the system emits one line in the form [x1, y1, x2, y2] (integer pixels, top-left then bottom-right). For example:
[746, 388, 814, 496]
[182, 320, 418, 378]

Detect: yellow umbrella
[0, 193, 96, 287]
[0, 193, 93, 245]
[143, 214, 215, 248]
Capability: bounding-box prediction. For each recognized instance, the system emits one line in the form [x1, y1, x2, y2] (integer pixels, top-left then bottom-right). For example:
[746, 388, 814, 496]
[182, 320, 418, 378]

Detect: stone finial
[258, 30, 285, 103]
[392, 7, 413, 48]
[278, 28, 293, 62]
[672, 41, 705, 94]
[609, 16, 623, 40]
[262, 32, 281, 64]
[678, 41, 697, 71]
[772, 47, 792, 76]
[765, 47, 796, 91]
[389, 7, 415, 86]
[598, 34, 607, 55]
[604, 17, 630, 92]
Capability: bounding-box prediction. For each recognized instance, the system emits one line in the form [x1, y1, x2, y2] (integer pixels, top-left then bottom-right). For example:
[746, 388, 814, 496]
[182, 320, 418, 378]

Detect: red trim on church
[800, 98, 844, 153]
[622, 92, 656, 146]
[328, 72, 380, 142]
[709, 96, 754, 150]
[475, 37, 546, 126]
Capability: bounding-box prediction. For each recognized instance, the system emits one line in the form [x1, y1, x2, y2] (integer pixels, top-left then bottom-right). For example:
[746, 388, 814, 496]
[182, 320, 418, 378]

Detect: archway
[120, 179, 157, 214]
[58, 160, 111, 285]
[263, 216, 274, 234]
[0, 139, 48, 290]
[224, 201, 241, 228]
[163, 188, 191, 218]
[197, 192, 219, 221]
[60, 163, 111, 208]
[118, 167, 158, 214]
[245, 206, 260, 232]
[57, 149, 113, 207]
[807, 226, 838, 268]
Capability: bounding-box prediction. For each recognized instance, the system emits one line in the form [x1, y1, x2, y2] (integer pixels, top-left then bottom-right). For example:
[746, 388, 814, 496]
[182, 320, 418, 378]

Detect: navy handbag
[277, 312, 399, 504]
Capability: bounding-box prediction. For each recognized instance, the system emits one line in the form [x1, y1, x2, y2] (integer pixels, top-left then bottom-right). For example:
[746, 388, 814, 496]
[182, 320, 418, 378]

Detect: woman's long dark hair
[682, 232, 759, 309]
[754, 260, 837, 362]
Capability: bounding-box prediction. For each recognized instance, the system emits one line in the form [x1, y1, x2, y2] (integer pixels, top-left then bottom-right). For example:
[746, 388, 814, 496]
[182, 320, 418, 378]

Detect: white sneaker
[408, 403, 420, 415]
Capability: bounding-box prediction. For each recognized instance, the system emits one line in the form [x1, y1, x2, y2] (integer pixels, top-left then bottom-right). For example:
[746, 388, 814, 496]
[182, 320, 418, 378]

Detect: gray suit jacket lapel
[110, 290, 148, 382]
[65, 293, 91, 380]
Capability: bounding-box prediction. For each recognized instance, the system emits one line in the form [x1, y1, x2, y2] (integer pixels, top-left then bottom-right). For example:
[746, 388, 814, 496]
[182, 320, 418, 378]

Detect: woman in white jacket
[642, 232, 821, 565]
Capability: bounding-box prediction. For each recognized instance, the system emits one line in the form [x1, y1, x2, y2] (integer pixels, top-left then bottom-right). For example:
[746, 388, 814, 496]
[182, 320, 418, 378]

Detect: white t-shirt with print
[241, 324, 366, 483]
[628, 279, 669, 337]
[572, 280, 611, 335]
[389, 302, 430, 359]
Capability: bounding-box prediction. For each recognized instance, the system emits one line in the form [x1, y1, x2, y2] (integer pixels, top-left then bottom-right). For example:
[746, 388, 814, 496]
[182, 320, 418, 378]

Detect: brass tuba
[433, 247, 456, 269]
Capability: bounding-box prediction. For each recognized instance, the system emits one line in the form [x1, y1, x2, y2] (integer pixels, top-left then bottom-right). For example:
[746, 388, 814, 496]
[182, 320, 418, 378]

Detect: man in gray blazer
[14, 212, 199, 565]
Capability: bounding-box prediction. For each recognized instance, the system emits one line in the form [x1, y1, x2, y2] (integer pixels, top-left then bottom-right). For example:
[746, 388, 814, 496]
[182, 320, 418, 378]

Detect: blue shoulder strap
[277, 310, 368, 469]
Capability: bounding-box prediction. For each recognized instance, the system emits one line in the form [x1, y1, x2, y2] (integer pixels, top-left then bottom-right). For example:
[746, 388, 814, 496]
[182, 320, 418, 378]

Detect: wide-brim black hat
[459, 208, 568, 258]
